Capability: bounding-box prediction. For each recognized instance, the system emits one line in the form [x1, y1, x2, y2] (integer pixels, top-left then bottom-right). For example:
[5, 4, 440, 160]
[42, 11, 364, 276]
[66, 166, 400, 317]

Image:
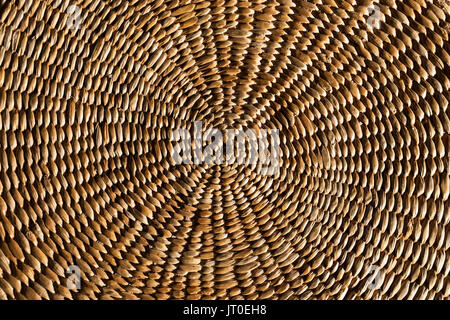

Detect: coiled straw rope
[0, 0, 448, 299]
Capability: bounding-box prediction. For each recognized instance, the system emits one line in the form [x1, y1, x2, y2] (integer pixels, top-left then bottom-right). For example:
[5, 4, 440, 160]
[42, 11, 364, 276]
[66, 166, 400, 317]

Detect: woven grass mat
[0, 0, 448, 299]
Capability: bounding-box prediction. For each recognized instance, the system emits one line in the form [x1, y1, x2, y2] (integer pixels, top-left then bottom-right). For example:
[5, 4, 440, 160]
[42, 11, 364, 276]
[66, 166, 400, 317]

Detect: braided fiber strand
[0, 0, 448, 299]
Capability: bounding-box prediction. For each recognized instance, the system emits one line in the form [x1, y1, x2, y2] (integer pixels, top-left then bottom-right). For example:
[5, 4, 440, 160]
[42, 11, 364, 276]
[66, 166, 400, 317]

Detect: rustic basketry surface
[0, 0, 449, 299]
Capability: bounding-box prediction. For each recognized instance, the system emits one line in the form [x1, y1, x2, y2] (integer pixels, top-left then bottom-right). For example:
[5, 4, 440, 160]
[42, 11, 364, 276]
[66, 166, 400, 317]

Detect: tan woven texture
[0, 0, 449, 300]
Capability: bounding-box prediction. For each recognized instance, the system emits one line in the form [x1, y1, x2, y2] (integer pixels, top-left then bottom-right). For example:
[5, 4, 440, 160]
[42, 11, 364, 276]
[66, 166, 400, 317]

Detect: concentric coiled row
[0, 0, 448, 299]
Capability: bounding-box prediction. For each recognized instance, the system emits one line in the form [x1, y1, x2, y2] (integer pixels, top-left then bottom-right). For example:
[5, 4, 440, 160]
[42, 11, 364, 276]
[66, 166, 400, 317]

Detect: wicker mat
[0, 0, 448, 299]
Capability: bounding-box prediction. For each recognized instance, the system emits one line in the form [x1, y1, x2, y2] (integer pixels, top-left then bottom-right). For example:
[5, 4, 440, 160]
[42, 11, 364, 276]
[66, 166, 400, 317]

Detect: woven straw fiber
[0, 0, 449, 300]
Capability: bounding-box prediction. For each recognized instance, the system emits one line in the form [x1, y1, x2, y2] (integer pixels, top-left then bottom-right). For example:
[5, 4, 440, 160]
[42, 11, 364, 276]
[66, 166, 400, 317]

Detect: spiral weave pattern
[0, 0, 449, 299]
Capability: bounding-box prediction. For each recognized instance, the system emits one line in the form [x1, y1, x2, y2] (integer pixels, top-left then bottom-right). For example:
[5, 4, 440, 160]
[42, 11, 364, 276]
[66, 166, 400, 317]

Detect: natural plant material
[0, 0, 448, 300]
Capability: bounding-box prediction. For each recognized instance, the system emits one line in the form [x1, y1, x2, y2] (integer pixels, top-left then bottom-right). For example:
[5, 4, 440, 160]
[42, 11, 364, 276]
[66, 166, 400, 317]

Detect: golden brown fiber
[0, 0, 448, 300]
